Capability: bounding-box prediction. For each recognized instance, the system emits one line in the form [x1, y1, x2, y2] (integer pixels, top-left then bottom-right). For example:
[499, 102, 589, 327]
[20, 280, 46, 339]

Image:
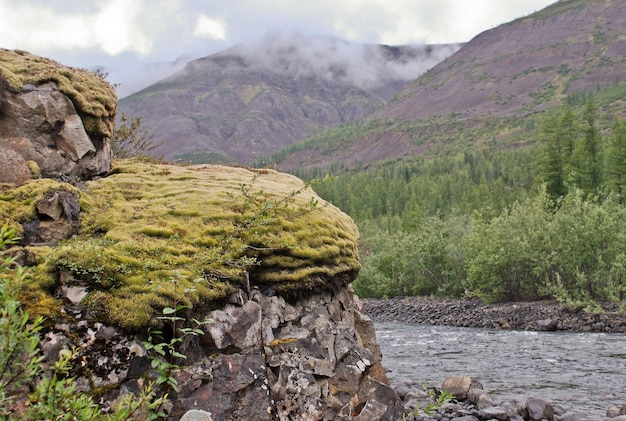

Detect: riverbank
[362, 297, 626, 332]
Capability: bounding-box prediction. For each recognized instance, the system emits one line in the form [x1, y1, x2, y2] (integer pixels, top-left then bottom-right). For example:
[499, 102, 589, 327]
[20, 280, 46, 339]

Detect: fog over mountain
[120, 31, 460, 164]
[225, 31, 461, 90]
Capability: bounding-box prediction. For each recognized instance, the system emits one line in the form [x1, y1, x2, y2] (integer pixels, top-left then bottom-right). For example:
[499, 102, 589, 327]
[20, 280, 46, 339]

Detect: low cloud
[229, 30, 461, 90]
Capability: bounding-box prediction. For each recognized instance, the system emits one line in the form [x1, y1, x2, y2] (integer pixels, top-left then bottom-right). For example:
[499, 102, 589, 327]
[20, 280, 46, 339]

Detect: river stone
[478, 406, 508, 421]
[453, 416, 479, 421]
[474, 391, 496, 410]
[537, 318, 558, 331]
[560, 412, 586, 421]
[442, 375, 473, 399]
[180, 409, 213, 421]
[525, 397, 554, 420]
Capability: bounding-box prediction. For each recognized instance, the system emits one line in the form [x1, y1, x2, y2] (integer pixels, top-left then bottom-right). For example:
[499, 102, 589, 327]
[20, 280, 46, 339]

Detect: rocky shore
[363, 297, 626, 420]
[362, 297, 626, 333]
[395, 375, 626, 421]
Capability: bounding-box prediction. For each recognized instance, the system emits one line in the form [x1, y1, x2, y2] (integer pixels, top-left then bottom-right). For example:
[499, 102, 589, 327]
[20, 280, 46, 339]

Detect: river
[375, 322, 626, 417]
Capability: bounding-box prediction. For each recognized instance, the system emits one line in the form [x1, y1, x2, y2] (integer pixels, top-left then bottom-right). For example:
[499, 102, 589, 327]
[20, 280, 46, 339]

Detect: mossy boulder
[0, 48, 117, 138]
[1, 160, 360, 330]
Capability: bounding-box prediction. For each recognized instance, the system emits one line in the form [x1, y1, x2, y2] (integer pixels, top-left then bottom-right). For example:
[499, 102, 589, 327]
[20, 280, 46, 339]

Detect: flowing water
[375, 322, 626, 417]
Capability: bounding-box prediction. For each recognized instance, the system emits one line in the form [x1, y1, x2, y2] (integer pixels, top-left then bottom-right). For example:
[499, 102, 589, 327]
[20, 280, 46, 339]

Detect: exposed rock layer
[44, 284, 403, 421]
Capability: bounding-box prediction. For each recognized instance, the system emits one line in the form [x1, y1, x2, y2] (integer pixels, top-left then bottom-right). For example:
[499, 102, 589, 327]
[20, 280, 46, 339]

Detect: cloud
[194, 15, 228, 40]
[0, 0, 151, 55]
[93, 0, 152, 55]
[229, 30, 461, 90]
[0, 0, 556, 97]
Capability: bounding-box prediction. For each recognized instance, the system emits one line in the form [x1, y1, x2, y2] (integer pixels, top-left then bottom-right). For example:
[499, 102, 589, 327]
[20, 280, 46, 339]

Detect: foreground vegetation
[0, 226, 165, 419]
[308, 98, 626, 306]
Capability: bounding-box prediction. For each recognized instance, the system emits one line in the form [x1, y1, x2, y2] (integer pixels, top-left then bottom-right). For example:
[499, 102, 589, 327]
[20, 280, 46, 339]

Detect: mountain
[274, 0, 626, 172]
[118, 32, 460, 165]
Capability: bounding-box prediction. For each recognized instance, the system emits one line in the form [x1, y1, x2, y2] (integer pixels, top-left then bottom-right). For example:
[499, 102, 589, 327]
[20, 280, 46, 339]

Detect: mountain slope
[119, 32, 460, 165]
[275, 0, 626, 172]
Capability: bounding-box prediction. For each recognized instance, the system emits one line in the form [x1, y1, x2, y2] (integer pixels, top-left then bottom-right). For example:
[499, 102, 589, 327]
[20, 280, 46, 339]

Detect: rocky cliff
[0, 49, 116, 185]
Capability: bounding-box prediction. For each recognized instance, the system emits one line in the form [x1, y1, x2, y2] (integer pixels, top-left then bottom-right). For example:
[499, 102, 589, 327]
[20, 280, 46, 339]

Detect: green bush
[353, 213, 469, 299]
[465, 187, 626, 303]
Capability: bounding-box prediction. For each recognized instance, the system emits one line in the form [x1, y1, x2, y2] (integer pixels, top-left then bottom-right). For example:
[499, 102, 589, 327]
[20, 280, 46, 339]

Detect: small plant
[399, 382, 454, 419]
[111, 113, 162, 159]
[143, 271, 208, 394]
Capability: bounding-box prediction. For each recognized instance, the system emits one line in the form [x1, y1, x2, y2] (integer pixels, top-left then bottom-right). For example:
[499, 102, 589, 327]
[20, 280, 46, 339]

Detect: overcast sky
[1, 0, 556, 97]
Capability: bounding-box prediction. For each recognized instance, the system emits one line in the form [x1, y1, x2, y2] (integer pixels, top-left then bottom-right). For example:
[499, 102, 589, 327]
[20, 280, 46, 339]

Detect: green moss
[140, 226, 176, 238]
[0, 180, 81, 235]
[3, 160, 360, 331]
[0, 49, 117, 138]
[26, 161, 41, 179]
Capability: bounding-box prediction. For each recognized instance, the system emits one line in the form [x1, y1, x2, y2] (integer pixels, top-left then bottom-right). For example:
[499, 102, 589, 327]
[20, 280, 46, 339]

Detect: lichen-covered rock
[36, 283, 402, 421]
[0, 49, 116, 183]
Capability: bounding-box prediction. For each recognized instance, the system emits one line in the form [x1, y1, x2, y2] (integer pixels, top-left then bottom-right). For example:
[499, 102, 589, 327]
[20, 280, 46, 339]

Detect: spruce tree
[576, 98, 603, 193]
[607, 118, 626, 202]
[537, 106, 576, 200]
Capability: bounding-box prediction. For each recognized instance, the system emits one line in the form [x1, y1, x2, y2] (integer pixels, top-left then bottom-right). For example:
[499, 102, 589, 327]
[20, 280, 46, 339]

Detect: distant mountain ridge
[274, 0, 626, 172]
[118, 32, 460, 165]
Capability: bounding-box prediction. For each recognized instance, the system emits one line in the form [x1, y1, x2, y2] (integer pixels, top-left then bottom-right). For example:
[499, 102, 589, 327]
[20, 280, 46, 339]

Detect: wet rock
[560, 411, 586, 421]
[525, 397, 554, 420]
[497, 317, 512, 329]
[537, 318, 558, 331]
[473, 391, 496, 410]
[362, 297, 626, 333]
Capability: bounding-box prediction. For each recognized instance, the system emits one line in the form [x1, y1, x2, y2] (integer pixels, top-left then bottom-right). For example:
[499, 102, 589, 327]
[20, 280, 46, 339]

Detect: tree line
[310, 98, 626, 306]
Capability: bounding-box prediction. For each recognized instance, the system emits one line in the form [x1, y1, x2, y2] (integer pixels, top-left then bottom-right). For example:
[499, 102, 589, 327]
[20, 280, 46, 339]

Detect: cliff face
[42, 277, 402, 420]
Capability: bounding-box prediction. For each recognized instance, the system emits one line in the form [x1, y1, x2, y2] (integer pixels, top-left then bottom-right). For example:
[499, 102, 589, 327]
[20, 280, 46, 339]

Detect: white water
[375, 322, 626, 417]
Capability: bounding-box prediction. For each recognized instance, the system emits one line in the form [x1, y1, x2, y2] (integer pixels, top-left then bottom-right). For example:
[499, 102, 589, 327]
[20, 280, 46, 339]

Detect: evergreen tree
[575, 98, 603, 192]
[537, 107, 576, 200]
[607, 118, 626, 202]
